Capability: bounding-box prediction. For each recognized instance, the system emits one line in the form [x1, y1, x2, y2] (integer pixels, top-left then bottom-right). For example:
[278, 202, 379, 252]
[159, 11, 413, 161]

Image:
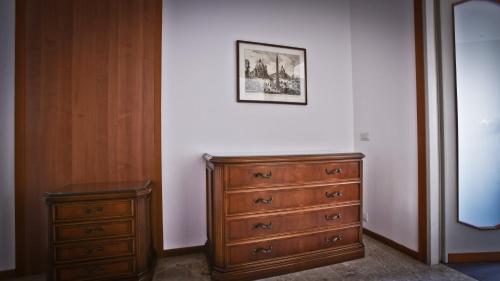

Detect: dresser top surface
[44, 180, 152, 198]
[204, 151, 365, 163]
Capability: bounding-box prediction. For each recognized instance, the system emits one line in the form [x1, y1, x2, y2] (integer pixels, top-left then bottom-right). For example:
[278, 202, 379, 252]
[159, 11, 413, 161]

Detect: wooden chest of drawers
[44, 181, 154, 281]
[204, 153, 365, 280]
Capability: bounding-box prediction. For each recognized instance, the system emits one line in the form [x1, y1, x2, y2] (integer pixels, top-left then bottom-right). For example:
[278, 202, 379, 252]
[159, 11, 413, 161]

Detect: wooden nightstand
[44, 181, 154, 281]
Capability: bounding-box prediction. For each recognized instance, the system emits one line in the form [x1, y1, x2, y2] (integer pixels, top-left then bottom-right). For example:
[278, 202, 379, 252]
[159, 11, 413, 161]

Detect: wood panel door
[15, 0, 163, 274]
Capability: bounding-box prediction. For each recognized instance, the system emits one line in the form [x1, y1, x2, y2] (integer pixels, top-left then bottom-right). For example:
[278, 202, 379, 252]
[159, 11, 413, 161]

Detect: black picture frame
[237, 40, 308, 105]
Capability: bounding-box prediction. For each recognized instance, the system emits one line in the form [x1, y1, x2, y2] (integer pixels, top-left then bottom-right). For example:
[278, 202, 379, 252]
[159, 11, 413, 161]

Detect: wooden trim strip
[413, 0, 428, 263]
[152, 0, 165, 258]
[448, 252, 500, 263]
[162, 245, 206, 257]
[227, 224, 361, 247]
[226, 201, 361, 220]
[363, 228, 419, 260]
[14, 0, 27, 275]
[203, 153, 365, 164]
[225, 180, 361, 194]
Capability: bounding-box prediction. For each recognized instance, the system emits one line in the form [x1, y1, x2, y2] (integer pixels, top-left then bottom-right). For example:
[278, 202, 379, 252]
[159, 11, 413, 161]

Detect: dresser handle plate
[254, 222, 272, 230]
[324, 234, 343, 244]
[325, 213, 342, 221]
[85, 266, 104, 276]
[85, 206, 104, 215]
[254, 197, 273, 205]
[253, 171, 272, 179]
[85, 246, 104, 256]
[84, 226, 104, 235]
[325, 191, 343, 198]
[253, 246, 272, 255]
[325, 168, 342, 175]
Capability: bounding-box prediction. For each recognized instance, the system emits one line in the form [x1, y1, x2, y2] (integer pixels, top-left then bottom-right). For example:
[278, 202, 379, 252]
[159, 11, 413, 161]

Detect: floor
[154, 236, 476, 281]
[447, 262, 500, 281]
[7, 236, 477, 281]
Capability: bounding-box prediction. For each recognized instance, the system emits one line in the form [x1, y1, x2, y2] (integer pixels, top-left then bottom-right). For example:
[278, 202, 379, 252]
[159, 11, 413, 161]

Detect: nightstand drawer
[53, 200, 133, 222]
[54, 238, 134, 263]
[54, 257, 135, 281]
[54, 220, 134, 242]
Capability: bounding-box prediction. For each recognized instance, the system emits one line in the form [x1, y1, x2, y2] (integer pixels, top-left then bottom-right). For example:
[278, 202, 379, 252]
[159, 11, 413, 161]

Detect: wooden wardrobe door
[15, 0, 162, 274]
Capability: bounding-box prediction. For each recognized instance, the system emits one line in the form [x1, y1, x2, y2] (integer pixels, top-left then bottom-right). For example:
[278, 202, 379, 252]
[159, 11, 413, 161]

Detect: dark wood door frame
[414, 0, 428, 263]
[151, 0, 165, 264]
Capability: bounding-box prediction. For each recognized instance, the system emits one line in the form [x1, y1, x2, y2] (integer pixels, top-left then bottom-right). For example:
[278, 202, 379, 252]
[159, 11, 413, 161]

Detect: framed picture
[237, 40, 307, 105]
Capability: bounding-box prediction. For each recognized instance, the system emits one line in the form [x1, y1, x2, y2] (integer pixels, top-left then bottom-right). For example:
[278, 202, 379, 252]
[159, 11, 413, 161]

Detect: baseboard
[0, 269, 17, 279]
[448, 252, 500, 263]
[162, 245, 205, 257]
[363, 228, 419, 260]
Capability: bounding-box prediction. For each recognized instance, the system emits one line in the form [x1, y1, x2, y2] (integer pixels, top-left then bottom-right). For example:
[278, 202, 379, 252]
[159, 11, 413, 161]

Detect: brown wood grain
[227, 161, 360, 189]
[413, 0, 428, 263]
[54, 238, 134, 263]
[54, 220, 134, 242]
[15, 0, 162, 275]
[55, 257, 135, 281]
[204, 153, 365, 164]
[206, 153, 365, 280]
[227, 205, 360, 242]
[228, 226, 360, 266]
[53, 200, 134, 222]
[226, 183, 360, 216]
[448, 252, 500, 263]
[45, 182, 153, 281]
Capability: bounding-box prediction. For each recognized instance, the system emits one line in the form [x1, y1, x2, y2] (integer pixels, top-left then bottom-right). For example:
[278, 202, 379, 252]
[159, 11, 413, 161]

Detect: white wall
[439, 0, 500, 260]
[0, 0, 16, 271]
[162, 0, 355, 249]
[0, 0, 425, 262]
[351, 0, 419, 251]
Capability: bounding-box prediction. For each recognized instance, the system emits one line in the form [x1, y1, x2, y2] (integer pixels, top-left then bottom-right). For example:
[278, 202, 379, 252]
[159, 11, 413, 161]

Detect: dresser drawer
[227, 183, 360, 215]
[54, 257, 135, 281]
[53, 200, 133, 222]
[54, 220, 134, 242]
[227, 161, 360, 189]
[54, 238, 134, 263]
[228, 226, 360, 265]
[227, 205, 360, 242]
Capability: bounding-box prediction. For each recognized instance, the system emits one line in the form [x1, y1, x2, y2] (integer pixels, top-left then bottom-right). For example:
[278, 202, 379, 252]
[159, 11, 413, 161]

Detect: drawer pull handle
[325, 168, 343, 175]
[85, 206, 103, 215]
[85, 266, 104, 276]
[253, 171, 272, 179]
[83, 226, 104, 235]
[254, 197, 273, 205]
[325, 213, 342, 221]
[254, 222, 272, 230]
[325, 191, 342, 198]
[85, 246, 104, 256]
[324, 234, 343, 244]
[253, 246, 272, 255]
